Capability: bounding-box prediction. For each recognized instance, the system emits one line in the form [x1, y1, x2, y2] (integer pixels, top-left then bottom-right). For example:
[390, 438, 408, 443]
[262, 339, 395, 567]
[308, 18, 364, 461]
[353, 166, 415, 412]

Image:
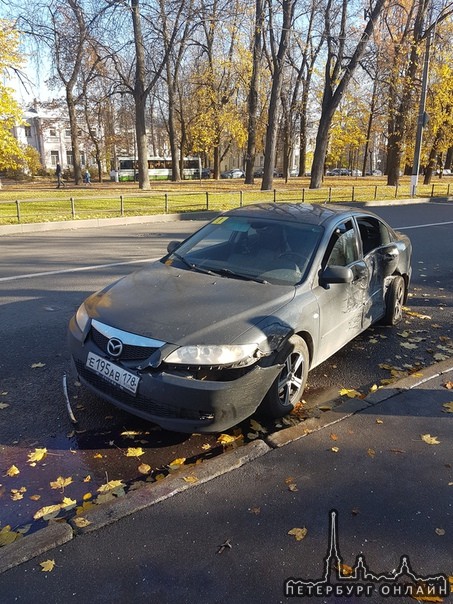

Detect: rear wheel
[261, 335, 309, 418]
[382, 275, 405, 325]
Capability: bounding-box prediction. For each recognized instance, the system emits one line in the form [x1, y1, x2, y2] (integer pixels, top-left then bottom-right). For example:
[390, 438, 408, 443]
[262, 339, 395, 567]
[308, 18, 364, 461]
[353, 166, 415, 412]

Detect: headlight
[75, 303, 90, 332]
[164, 344, 259, 367]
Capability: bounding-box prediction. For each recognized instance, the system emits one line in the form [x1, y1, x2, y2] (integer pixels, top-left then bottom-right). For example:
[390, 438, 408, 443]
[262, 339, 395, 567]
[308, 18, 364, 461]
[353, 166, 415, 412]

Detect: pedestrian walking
[56, 163, 65, 188]
[84, 169, 91, 186]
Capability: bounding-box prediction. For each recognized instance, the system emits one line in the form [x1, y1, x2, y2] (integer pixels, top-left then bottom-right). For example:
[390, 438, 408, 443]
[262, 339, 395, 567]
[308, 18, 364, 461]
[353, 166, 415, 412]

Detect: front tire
[261, 335, 309, 418]
[382, 275, 405, 325]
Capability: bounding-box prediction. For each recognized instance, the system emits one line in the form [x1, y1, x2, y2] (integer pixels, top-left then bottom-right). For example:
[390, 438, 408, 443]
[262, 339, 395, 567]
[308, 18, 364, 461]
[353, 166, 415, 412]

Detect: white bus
[116, 157, 201, 181]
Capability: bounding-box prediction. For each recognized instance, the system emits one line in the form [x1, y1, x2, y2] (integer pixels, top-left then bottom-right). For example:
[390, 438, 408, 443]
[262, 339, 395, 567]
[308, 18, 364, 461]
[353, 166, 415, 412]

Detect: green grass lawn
[0, 176, 451, 225]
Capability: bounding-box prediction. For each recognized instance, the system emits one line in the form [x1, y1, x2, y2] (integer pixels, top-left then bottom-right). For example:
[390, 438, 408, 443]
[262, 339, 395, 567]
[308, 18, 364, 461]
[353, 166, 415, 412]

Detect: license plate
[86, 352, 140, 395]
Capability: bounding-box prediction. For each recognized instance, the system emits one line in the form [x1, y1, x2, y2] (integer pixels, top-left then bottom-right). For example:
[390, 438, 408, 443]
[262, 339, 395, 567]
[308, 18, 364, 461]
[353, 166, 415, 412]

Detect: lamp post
[410, 25, 432, 197]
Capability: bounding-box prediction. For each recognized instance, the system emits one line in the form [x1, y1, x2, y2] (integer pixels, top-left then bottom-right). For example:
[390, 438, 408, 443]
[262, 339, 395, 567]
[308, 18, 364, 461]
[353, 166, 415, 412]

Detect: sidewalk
[1, 360, 452, 603]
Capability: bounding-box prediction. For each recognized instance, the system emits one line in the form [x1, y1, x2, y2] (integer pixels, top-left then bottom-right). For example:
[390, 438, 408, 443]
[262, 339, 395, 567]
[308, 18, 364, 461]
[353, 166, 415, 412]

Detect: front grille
[75, 360, 205, 421]
[91, 327, 158, 361]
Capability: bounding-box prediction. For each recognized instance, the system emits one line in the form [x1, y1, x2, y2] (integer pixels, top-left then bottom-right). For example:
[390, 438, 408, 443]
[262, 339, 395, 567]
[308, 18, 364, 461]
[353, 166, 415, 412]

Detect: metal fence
[0, 181, 451, 224]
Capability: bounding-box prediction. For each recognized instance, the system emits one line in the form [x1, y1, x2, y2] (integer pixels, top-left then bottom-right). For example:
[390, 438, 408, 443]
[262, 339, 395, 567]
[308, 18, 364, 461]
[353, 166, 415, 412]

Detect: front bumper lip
[69, 325, 281, 433]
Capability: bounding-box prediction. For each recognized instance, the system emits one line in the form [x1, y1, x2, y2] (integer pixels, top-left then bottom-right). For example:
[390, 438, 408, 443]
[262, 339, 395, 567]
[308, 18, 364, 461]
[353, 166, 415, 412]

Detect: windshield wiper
[208, 267, 268, 284]
[172, 253, 216, 276]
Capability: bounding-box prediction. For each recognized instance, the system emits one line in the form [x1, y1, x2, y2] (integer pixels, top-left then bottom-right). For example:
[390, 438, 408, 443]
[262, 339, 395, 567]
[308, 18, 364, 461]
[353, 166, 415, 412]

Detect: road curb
[70, 439, 271, 534]
[0, 211, 218, 236]
[265, 357, 453, 448]
[0, 522, 73, 574]
[0, 440, 270, 573]
[0, 359, 451, 573]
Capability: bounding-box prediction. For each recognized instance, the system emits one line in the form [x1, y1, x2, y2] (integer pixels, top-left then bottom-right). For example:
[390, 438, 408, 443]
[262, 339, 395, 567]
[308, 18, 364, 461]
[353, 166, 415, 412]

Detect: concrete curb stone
[70, 439, 271, 535]
[265, 357, 453, 448]
[0, 211, 219, 236]
[0, 359, 451, 572]
[0, 440, 270, 573]
[0, 522, 73, 574]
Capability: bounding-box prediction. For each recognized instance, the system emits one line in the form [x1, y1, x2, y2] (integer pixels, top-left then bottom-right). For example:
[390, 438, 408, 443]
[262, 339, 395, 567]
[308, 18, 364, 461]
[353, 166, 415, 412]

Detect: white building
[13, 101, 89, 173]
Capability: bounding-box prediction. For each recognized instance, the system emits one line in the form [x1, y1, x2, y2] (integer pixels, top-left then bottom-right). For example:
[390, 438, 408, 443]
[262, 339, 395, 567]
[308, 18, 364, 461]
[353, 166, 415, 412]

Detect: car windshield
[165, 216, 323, 285]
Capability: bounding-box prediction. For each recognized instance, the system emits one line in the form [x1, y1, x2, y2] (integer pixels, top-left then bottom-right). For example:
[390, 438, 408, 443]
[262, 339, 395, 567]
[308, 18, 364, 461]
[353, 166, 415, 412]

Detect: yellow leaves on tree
[0, 20, 26, 171]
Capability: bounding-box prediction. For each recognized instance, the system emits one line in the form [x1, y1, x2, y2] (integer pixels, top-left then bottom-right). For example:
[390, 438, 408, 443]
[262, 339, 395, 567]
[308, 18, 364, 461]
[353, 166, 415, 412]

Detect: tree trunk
[310, 0, 386, 189]
[131, 0, 150, 190]
[262, 0, 296, 191]
[386, 0, 430, 186]
[66, 89, 82, 185]
[245, 0, 264, 185]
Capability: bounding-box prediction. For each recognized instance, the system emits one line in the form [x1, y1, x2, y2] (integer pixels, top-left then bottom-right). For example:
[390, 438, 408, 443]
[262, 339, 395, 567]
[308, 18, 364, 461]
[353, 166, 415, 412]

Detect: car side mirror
[320, 265, 354, 287]
[167, 240, 182, 254]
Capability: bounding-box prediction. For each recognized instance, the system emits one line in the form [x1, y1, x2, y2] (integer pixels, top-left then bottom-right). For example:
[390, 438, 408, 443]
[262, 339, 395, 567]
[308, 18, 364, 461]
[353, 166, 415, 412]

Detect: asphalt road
[0, 201, 452, 535]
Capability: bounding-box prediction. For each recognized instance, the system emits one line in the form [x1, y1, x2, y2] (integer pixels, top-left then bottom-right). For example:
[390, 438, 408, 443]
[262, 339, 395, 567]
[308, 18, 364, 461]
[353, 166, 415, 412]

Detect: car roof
[225, 202, 376, 227]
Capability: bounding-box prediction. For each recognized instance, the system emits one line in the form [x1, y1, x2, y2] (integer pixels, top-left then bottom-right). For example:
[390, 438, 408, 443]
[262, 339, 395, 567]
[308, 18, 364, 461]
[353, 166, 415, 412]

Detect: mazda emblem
[106, 337, 123, 358]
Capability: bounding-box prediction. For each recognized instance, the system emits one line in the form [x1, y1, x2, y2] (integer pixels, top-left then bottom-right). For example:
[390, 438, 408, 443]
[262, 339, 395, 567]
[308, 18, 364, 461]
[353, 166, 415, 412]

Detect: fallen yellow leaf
[217, 433, 237, 445]
[61, 497, 77, 510]
[50, 476, 73, 490]
[442, 402, 453, 413]
[31, 362, 46, 369]
[11, 487, 26, 501]
[402, 307, 431, 320]
[420, 434, 440, 445]
[83, 475, 91, 482]
[97, 480, 125, 493]
[121, 430, 142, 439]
[288, 527, 308, 541]
[72, 517, 92, 529]
[0, 402, 9, 409]
[339, 388, 362, 398]
[33, 504, 62, 521]
[126, 447, 145, 457]
[138, 463, 151, 475]
[27, 448, 47, 463]
[201, 443, 211, 451]
[367, 448, 376, 458]
[168, 457, 186, 470]
[0, 525, 21, 547]
[5, 465, 20, 477]
[182, 475, 198, 483]
[337, 563, 354, 576]
[40, 559, 55, 572]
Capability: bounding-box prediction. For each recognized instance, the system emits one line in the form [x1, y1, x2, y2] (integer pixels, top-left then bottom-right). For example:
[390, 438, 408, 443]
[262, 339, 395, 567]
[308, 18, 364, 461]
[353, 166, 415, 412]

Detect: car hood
[85, 261, 295, 345]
